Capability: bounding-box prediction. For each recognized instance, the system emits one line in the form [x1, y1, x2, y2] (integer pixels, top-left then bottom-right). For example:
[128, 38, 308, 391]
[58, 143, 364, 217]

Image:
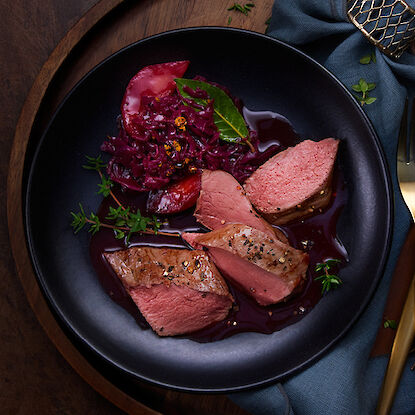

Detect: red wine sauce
[90, 110, 348, 342]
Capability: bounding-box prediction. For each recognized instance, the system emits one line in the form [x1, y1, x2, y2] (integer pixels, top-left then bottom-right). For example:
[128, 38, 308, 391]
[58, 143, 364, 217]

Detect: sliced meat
[182, 232, 204, 250]
[206, 248, 292, 306]
[128, 285, 233, 336]
[104, 247, 232, 336]
[244, 138, 339, 225]
[191, 224, 309, 306]
[195, 169, 288, 243]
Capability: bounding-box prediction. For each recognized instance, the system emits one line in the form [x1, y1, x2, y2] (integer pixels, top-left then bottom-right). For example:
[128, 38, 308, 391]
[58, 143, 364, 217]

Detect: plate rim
[24, 26, 393, 392]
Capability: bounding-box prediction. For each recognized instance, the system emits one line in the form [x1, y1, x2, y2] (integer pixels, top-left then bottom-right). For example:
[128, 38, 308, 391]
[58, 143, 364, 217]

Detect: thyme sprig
[360, 52, 376, 64]
[71, 203, 165, 242]
[83, 154, 107, 171]
[70, 204, 103, 236]
[315, 259, 342, 295]
[71, 155, 179, 242]
[228, 2, 255, 15]
[352, 78, 377, 106]
[83, 155, 123, 206]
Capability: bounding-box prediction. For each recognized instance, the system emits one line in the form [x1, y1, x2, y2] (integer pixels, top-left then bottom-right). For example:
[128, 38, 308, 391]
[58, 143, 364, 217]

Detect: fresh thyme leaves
[70, 203, 101, 235]
[359, 55, 370, 65]
[82, 154, 107, 171]
[89, 212, 102, 235]
[383, 319, 397, 329]
[359, 51, 376, 64]
[107, 206, 163, 243]
[82, 155, 119, 202]
[70, 202, 166, 242]
[98, 175, 114, 197]
[355, 54, 377, 104]
[106, 205, 128, 221]
[315, 258, 341, 271]
[71, 203, 88, 233]
[227, 16, 232, 25]
[227, 2, 255, 15]
[352, 78, 377, 106]
[71, 155, 179, 242]
[70, 202, 164, 240]
[314, 259, 342, 295]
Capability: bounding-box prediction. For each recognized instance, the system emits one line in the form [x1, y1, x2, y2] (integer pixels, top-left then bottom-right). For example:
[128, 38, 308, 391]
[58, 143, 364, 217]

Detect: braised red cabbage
[101, 82, 278, 191]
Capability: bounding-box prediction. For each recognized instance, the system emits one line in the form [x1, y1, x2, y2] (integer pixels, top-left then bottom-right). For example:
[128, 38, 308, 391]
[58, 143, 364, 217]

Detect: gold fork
[376, 99, 415, 415]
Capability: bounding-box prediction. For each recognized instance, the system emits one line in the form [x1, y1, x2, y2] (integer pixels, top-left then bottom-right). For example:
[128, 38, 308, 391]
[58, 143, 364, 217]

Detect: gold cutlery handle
[376, 276, 415, 415]
[347, 0, 415, 59]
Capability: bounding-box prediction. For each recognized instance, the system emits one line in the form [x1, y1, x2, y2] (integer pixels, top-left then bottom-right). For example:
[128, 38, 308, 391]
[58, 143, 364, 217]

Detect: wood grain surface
[2, 1, 273, 414]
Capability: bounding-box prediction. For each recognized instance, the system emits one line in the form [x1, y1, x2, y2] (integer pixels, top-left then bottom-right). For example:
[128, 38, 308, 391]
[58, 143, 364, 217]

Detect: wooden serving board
[5, 0, 273, 414]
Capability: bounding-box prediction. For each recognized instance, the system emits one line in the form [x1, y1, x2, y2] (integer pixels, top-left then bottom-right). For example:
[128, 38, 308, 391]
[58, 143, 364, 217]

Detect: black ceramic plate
[25, 28, 392, 392]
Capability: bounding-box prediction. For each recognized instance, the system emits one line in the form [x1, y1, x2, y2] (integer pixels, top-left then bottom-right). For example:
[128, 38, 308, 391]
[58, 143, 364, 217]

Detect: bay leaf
[175, 78, 249, 143]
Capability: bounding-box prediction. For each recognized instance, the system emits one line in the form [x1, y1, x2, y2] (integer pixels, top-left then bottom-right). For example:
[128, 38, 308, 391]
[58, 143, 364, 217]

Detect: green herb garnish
[383, 319, 397, 329]
[82, 154, 107, 171]
[98, 175, 114, 197]
[315, 259, 342, 295]
[228, 2, 255, 15]
[70, 156, 177, 243]
[359, 51, 376, 64]
[71, 204, 102, 235]
[352, 78, 377, 106]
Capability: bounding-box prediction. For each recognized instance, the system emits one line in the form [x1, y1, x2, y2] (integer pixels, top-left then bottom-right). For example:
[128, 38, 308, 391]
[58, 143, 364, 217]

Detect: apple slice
[147, 173, 201, 214]
[121, 60, 190, 138]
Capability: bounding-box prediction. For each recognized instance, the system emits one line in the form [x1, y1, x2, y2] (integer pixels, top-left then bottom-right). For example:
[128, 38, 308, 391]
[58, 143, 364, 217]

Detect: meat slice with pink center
[104, 247, 233, 336]
[244, 138, 339, 225]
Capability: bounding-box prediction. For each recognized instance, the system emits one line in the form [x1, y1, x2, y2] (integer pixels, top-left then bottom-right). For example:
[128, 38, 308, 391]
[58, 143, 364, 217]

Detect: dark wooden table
[1, 1, 273, 413]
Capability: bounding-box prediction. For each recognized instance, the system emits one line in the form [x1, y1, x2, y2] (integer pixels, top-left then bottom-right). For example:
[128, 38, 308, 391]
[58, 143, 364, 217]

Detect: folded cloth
[230, 1, 415, 414]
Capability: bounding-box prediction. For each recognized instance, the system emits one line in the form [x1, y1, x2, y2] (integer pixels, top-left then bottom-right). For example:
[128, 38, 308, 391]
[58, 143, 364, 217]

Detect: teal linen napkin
[230, 1, 415, 414]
